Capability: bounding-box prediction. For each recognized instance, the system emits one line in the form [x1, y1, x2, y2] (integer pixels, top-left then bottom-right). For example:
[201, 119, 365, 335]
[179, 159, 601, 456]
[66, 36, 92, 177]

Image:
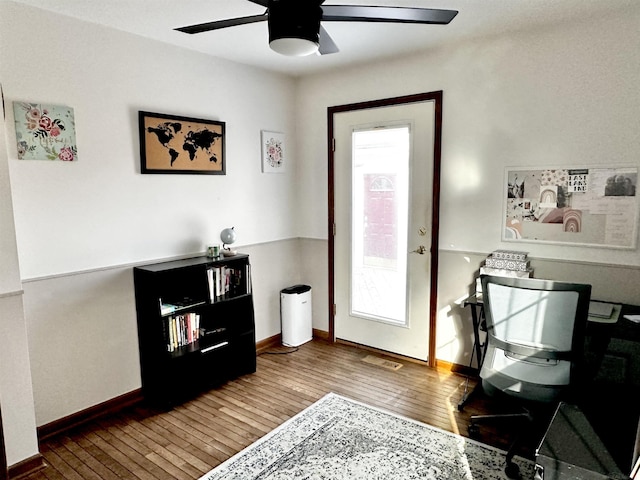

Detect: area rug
[199, 393, 534, 479]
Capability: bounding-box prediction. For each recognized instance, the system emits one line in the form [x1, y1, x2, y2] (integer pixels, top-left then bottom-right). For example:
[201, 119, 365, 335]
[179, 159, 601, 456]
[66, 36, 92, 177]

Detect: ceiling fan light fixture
[267, 2, 322, 56]
[269, 37, 319, 56]
[176, 1, 459, 58]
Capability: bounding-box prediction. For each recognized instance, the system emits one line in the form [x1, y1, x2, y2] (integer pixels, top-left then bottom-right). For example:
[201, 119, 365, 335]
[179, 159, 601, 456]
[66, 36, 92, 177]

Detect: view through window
[351, 125, 410, 325]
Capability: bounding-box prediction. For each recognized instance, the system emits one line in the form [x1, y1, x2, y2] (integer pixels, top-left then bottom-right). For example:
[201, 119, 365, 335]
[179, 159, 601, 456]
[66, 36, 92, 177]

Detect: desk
[458, 297, 640, 413]
[586, 303, 640, 387]
[461, 296, 640, 383]
[458, 294, 486, 411]
[582, 303, 640, 473]
[459, 292, 640, 470]
[535, 402, 629, 480]
[464, 294, 486, 371]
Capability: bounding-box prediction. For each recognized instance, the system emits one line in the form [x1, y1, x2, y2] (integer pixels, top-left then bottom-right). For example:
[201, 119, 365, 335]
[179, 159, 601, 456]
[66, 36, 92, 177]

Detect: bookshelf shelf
[133, 254, 256, 406]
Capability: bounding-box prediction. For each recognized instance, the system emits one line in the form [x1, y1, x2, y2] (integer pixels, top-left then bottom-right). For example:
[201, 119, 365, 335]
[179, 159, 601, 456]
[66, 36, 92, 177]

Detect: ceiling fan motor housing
[268, 1, 323, 54]
[175, 0, 457, 57]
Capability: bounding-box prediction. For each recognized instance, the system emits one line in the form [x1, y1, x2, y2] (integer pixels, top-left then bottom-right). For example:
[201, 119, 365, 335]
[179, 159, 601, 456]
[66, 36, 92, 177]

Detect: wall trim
[37, 332, 314, 444]
[0, 290, 23, 299]
[24, 243, 638, 284]
[37, 389, 143, 444]
[437, 358, 479, 377]
[21, 238, 306, 283]
[312, 328, 330, 341]
[8, 453, 45, 479]
[439, 248, 640, 270]
[257, 331, 330, 355]
[256, 334, 281, 354]
[35, 333, 326, 445]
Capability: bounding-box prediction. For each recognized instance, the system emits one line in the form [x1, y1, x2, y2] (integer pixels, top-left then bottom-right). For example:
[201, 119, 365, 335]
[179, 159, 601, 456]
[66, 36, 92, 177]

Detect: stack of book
[165, 312, 200, 352]
[207, 265, 249, 301]
[476, 250, 533, 298]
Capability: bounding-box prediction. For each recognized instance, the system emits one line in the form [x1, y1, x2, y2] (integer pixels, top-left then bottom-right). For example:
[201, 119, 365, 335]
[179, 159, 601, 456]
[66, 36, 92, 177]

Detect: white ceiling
[9, 0, 638, 76]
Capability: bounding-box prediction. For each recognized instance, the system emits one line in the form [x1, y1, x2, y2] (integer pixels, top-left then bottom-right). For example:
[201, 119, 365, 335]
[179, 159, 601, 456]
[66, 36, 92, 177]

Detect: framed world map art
[139, 111, 225, 174]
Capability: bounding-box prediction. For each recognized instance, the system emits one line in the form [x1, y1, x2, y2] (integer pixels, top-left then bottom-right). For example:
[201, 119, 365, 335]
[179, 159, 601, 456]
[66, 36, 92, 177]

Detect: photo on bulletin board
[503, 166, 638, 249]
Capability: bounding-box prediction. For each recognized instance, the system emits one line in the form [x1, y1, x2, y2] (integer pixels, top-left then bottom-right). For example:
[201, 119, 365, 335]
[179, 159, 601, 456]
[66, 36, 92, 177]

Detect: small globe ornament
[220, 227, 237, 256]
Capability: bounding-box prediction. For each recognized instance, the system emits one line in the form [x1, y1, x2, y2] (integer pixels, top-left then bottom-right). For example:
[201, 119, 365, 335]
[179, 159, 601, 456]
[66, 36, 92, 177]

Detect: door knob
[411, 245, 427, 255]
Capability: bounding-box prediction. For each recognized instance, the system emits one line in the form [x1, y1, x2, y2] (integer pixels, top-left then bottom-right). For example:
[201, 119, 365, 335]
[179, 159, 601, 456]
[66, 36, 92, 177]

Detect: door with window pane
[333, 100, 436, 361]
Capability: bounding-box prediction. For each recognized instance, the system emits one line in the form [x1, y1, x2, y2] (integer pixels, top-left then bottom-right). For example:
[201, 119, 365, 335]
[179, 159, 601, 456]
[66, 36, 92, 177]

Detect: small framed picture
[13, 102, 78, 161]
[261, 130, 285, 173]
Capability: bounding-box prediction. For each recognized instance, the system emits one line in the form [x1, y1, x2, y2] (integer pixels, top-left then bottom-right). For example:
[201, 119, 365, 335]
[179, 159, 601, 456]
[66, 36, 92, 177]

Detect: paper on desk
[624, 314, 640, 324]
[587, 303, 621, 324]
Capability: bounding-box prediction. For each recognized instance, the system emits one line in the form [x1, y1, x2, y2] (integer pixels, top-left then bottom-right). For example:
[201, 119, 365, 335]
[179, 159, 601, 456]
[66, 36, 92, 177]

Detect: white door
[333, 99, 437, 361]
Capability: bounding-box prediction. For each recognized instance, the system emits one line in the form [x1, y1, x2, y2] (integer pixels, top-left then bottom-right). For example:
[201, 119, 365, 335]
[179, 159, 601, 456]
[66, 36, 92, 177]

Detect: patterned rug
[199, 392, 534, 480]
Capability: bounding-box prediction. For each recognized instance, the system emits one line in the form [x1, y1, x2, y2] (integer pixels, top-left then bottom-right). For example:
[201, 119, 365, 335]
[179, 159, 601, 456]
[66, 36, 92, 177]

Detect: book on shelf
[206, 268, 214, 302]
[165, 312, 201, 352]
[206, 265, 249, 301]
[245, 263, 252, 294]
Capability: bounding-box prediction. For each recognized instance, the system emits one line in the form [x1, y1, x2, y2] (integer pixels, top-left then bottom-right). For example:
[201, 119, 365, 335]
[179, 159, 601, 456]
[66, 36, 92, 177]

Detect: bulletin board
[503, 166, 639, 249]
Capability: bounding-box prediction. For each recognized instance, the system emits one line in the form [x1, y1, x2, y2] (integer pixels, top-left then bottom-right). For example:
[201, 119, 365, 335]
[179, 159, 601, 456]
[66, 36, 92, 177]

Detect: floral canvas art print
[13, 102, 78, 161]
[261, 130, 285, 173]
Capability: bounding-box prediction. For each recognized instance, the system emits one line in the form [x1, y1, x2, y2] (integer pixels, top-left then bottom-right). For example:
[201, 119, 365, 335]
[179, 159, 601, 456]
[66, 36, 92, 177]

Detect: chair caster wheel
[505, 462, 521, 479]
[468, 424, 480, 437]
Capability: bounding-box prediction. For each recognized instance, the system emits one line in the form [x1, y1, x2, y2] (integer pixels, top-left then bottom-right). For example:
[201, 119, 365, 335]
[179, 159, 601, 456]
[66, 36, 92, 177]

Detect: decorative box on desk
[133, 254, 256, 407]
[475, 250, 533, 298]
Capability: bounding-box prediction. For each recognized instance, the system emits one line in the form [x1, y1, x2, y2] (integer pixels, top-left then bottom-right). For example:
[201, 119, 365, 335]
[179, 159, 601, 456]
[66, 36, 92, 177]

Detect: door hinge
[0, 84, 5, 120]
[332, 223, 336, 236]
[333, 304, 337, 316]
[331, 137, 336, 152]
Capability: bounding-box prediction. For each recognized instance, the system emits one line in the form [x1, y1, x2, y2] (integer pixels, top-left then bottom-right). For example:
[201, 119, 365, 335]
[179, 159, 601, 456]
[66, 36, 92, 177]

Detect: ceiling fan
[175, 1, 458, 57]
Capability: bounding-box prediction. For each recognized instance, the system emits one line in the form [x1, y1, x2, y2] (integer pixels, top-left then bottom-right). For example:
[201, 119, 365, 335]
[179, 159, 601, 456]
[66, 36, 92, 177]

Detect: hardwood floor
[22, 340, 533, 480]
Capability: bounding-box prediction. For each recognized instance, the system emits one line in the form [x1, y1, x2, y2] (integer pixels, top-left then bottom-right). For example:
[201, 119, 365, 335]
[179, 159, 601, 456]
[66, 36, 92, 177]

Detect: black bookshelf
[133, 254, 256, 407]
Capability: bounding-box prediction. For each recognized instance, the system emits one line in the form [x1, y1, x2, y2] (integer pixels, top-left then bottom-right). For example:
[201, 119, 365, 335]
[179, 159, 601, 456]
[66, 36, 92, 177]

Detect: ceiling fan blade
[321, 5, 458, 25]
[318, 26, 339, 55]
[247, 0, 269, 6]
[175, 13, 267, 34]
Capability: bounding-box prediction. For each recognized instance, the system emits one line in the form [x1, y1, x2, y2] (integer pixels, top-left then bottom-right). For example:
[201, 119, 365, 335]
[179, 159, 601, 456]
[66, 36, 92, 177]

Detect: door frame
[0, 406, 6, 480]
[327, 91, 443, 367]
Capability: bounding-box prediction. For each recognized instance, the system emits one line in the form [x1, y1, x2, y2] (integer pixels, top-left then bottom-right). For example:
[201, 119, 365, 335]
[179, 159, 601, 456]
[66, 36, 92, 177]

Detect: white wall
[0, 87, 39, 464]
[0, 295, 39, 465]
[0, 1, 300, 439]
[296, 6, 640, 362]
[1, 0, 640, 466]
[1, 2, 298, 280]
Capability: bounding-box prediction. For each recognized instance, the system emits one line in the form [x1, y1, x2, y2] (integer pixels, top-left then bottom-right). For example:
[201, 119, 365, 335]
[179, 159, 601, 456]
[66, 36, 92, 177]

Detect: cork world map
[140, 112, 225, 174]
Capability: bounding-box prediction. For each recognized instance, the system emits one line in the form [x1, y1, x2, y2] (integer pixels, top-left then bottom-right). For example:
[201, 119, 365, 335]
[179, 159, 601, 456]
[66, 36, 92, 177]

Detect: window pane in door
[351, 126, 410, 325]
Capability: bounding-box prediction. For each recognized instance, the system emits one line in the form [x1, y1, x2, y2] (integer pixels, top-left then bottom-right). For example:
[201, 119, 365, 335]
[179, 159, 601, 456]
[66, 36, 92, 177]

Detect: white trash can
[280, 285, 312, 347]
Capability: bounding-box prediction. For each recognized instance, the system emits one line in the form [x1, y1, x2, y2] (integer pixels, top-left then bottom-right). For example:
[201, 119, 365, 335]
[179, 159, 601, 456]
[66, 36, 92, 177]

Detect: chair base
[469, 410, 533, 480]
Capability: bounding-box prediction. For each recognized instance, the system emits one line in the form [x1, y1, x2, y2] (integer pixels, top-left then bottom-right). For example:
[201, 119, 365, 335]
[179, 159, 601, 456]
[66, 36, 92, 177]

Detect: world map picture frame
[138, 111, 225, 175]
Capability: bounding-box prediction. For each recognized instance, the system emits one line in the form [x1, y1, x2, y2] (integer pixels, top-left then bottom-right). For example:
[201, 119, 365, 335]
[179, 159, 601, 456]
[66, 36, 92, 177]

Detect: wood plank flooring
[22, 340, 534, 480]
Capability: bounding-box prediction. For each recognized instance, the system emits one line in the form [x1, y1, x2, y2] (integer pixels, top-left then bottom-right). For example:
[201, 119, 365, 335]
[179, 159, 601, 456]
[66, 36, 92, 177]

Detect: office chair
[468, 275, 591, 479]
